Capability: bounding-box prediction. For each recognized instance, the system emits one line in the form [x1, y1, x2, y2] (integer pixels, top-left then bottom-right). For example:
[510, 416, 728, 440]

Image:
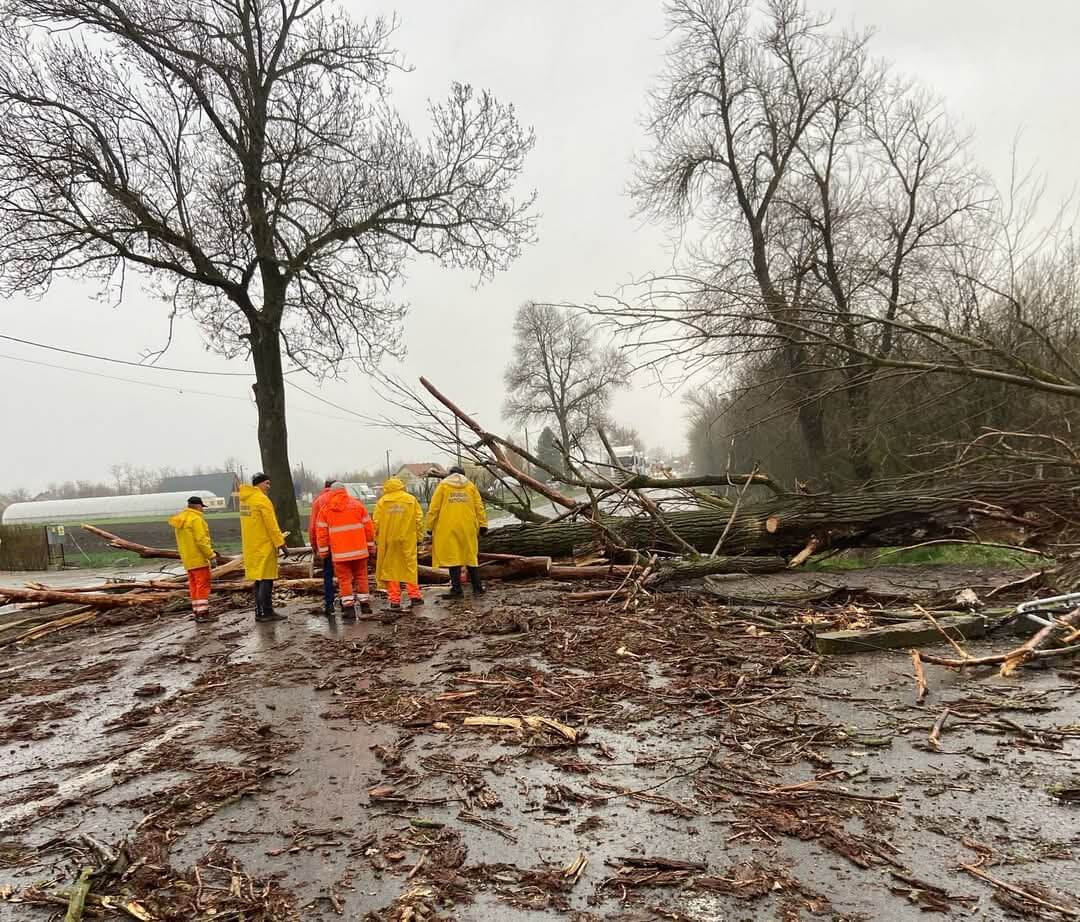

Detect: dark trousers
[321, 553, 335, 611]
[254, 579, 274, 615]
[449, 566, 483, 593]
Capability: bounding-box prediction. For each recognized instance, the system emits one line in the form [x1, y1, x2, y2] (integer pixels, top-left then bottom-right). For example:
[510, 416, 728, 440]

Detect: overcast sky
[2, 0, 1079, 492]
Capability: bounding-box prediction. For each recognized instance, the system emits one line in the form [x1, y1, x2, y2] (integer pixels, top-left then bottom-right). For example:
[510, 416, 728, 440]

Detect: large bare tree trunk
[480, 479, 1077, 558]
[249, 308, 301, 544]
[845, 377, 876, 484]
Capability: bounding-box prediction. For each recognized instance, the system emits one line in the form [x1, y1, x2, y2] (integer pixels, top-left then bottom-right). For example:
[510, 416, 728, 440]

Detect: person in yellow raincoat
[169, 496, 224, 622]
[373, 477, 425, 612]
[425, 466, 488, 599]
[239, 473, 288, 622]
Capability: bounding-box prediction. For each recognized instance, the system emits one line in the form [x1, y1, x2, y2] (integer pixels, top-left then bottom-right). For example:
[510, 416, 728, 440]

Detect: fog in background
[2, 0, 1077, 491]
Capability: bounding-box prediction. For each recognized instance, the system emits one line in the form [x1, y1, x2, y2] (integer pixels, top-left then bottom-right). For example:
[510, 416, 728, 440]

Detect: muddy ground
[0, 567, 1078, 921]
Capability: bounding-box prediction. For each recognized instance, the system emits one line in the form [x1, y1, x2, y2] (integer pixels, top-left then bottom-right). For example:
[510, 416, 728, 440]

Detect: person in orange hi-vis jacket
[308, 479, 336, 616]
[315, 483, 375, 619]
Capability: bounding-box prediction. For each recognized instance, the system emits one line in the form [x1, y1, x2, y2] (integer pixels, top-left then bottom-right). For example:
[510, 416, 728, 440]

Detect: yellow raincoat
[238, 484, 285, 580]
[426, 473, 487, 568]
[168, 507, 215, 572]
[373, 478, 424, 587]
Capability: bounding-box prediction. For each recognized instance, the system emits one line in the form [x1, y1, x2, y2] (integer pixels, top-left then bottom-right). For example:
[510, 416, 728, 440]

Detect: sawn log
[0, 586, 175, 609]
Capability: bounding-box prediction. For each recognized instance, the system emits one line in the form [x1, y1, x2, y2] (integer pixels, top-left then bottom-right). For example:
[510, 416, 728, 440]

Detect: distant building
[393, 463, 447, 502]
[158, 472, 241, 510]
[394, 463, 446, 484]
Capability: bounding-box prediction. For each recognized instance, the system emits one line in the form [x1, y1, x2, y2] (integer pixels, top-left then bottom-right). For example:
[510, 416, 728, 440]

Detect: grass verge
[807, 544, 1052, 571]
[64, 541, 244, 569]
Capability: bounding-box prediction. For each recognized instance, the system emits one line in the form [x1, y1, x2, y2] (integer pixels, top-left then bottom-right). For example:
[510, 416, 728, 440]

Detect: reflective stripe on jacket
[316, 490, 374, 561]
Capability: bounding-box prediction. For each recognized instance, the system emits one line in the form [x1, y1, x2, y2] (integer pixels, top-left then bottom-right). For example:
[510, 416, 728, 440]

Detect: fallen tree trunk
[549, 565, 637, 581]
[82, 524, 182, 559]
[477, 556, 551, 581]
[651, 556, 787, 582]
[0, 586, 175, 608]
[480, 479, 1079, 558]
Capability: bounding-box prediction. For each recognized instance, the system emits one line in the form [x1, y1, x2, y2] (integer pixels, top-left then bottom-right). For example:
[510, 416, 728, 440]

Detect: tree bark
[793, 383, 830, 487]
[844, 371, 876, 483]
[0, 586, 175, 608]
[478, 556, 551, 581]
[249, 310, 302, 544]
[480, 479, 1078, 559]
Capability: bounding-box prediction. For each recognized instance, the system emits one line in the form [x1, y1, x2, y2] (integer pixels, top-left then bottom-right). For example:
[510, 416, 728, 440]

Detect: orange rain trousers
[187, 566, 211, 617]
[334, 558, 370, 607]
[386, 581, 422, 603]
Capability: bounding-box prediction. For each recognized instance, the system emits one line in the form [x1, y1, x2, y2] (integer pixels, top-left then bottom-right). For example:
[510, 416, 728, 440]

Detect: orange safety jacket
[315, 490, 375, 562]
[308, 487, 331, 549]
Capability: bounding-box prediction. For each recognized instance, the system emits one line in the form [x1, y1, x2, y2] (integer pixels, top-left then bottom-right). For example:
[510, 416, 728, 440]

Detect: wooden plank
[814, 614, 989, 655]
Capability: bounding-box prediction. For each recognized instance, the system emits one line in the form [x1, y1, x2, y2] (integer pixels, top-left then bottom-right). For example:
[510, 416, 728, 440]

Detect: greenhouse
[1, 490, 223, 525]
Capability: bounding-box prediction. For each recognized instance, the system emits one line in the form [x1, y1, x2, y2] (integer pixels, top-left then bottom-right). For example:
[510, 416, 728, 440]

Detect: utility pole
[385, 450, 391, 480]
[455, 417, 463, 468]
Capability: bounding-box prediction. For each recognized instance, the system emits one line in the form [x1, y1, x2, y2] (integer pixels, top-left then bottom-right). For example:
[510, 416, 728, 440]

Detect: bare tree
[503, 302, 631, 471]
[617, 0, 988, 484]
[0, 487, 31, 516]
[0, 0, 535, 539]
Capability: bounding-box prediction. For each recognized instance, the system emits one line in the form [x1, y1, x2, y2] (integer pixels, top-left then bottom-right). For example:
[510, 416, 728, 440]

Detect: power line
[286, 379, 382, 426]
[0, 332, 254, 376]
[0, 352, 253, 401]
[0, 352, 364, 424]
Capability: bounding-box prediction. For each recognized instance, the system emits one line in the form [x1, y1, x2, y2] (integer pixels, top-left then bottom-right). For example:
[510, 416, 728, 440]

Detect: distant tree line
[0, 458, 410, 517]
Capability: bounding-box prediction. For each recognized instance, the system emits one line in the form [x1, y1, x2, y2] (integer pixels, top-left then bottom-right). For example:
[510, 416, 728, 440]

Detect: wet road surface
[1, 572, 1078, 920]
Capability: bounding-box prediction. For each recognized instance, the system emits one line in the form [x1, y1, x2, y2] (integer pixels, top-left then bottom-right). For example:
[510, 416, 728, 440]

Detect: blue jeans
[322, 553, 335, 611]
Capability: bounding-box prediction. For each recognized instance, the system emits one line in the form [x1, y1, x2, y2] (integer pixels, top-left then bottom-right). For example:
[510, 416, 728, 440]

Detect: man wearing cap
[315, 482, 375, 619]
[239, 473, 289, 622]
[169, 496, 225, 622]
[308, 479, 336, 616]
[426, 465, 488, 599]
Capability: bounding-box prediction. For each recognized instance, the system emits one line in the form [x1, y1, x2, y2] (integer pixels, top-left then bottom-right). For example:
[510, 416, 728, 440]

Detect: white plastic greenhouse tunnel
[1, 491, 225, 525]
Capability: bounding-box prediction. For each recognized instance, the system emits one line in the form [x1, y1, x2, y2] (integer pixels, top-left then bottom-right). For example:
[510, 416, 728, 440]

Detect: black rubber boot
[259, 609, 287, 622]
[253, 581, 264, 620]
[255, 581, 286, 621]
[341, 604, 357, 621]
[359, 601, 374, 615]
[468, 566, 485, 595]
[444, 567, 465, 600]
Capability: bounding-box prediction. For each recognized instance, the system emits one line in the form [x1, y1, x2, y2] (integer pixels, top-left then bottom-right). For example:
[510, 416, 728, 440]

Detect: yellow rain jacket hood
[169, 507, 215, 571]
[373, 478, 424, 587]
[425, 472, 487, 568]
[238, 484, 285, 580]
